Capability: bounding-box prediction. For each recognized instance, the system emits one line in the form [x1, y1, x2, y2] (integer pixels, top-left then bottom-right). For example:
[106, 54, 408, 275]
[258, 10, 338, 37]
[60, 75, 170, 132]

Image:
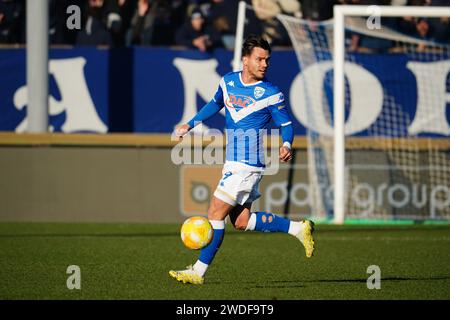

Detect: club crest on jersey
[254, 86, 265, 99]
[225, 94, 255, 111]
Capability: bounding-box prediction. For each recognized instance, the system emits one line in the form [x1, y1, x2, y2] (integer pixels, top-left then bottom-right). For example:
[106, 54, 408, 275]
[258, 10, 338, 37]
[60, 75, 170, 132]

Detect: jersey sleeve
[268, 91, 294, 148]
[212, 81, 225, 108]
[187, 82, 224, 128]
[268, 92, 291, 127]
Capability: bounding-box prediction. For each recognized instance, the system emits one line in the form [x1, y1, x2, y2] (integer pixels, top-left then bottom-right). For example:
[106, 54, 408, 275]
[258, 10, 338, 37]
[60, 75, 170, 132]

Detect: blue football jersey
[211, 72, 293, 168]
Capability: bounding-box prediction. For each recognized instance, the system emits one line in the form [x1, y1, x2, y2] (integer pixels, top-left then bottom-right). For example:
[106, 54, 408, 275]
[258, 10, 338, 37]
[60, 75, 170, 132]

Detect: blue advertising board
[0, 47, 448, 137]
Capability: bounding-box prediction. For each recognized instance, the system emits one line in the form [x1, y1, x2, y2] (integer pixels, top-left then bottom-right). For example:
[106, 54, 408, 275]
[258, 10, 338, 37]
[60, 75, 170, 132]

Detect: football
[180, 216, 214, 250]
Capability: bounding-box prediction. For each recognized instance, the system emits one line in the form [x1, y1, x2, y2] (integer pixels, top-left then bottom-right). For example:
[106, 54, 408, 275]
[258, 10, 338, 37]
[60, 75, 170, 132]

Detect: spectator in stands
[427, 0, 450, 44]
[126, 0, 155, 45]
[175, 8, 222, 52]
[102, 0, 123, 46]
[396, 0, 449, 48]
[407, 0, 450, 47]
[76, 0, 113, 46]
[346, 0, 395, 53]
[186, 0, 212, 18]
[300, 0, 339, 21]
[117, 0, 136, 42]
[148, 0, 183, 46]
[170, 0, 189, 38]
[126, 0, 186, 46]
[396, 0, 427, 37]
[252, 0, 301, 46]
[0, 0, 23, 44]
[208, 0, 243, 50]
[110, 0, 137, 47]
[428, 0, 450, 5]
[208, 0, 263, 49]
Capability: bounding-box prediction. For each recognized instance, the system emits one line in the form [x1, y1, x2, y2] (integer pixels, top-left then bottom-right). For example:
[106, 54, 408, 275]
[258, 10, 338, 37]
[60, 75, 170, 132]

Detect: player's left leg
[229, 205, 315, 258]
[169, 196, 233, 285]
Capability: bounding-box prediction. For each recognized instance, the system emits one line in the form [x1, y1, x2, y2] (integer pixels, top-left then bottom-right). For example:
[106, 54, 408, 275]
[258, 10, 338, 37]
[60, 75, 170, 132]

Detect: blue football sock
[199, 220, 225, 265]
[253, 211, 290, 233]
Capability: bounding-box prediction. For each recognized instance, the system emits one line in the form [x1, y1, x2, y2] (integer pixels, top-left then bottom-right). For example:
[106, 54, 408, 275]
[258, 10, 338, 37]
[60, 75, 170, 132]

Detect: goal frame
[333, 5, 450, 224]
[233, 2, 450, 224]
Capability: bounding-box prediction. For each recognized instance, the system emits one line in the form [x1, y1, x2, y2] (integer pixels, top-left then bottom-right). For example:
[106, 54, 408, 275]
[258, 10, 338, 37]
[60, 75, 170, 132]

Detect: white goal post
[333, 5, 450, 224]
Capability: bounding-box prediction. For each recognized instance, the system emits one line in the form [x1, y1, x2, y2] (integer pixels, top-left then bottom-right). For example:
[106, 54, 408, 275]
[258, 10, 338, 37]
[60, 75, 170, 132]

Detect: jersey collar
[239, 72, 263, 87]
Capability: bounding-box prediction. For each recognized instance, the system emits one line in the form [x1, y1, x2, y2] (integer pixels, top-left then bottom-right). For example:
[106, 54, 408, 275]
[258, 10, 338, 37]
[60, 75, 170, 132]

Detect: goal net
[280, 5, 450, 223]
[236, 3, 450, 223]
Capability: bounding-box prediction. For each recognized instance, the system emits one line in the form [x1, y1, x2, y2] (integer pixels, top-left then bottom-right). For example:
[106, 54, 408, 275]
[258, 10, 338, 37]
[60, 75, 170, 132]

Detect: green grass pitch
[1, 223, 449, 300]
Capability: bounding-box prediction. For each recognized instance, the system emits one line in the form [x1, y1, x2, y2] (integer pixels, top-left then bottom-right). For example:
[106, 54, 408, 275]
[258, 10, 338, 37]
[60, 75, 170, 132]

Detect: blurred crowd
[0, 0, 449, 51]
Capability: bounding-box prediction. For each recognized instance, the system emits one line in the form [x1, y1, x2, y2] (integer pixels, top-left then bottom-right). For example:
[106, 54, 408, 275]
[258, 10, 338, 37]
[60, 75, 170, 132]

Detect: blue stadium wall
[1, 47, 449, 137]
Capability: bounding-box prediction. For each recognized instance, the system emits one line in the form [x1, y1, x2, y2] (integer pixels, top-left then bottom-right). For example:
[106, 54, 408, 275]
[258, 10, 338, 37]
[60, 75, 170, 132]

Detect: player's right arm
[175, 82, 225, 138]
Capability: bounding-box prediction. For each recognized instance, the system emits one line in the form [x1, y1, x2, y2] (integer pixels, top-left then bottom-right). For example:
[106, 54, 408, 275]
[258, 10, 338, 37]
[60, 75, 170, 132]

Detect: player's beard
[254, 70, 266, 81]
[243, 65, 266, 82]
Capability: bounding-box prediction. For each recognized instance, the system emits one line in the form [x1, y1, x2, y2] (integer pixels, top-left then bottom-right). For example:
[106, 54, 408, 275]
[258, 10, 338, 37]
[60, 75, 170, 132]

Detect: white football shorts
[213, 161, 264, 206]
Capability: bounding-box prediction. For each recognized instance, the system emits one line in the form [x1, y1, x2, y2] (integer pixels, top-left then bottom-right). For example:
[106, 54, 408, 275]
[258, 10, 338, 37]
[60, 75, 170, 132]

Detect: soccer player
[169, 35, 315, 285]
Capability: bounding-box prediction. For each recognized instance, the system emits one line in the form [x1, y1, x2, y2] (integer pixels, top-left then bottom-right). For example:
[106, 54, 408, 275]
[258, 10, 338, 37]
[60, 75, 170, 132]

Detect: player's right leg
[246, 211, 315, 258]
[229, 204, 315, 258]
[224, 170, 315, 258]
[169, 196, 233, 285]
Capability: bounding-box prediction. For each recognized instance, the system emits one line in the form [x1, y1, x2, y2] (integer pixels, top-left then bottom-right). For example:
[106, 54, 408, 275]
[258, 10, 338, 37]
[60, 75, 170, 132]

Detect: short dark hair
[242, 35, 271, 57]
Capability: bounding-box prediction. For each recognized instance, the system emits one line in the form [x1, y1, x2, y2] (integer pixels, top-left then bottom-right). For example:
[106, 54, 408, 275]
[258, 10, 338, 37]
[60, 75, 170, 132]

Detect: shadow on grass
[209, 276, 450, 288]
[305, 276, 450, 283]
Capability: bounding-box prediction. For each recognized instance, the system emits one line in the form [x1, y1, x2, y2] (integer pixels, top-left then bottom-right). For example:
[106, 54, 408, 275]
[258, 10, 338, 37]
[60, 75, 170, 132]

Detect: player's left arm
[268, 94, 294, 163]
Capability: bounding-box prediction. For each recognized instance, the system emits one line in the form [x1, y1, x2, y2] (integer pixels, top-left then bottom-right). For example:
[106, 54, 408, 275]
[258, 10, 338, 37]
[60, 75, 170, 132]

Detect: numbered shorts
[213, 162, 263, 206]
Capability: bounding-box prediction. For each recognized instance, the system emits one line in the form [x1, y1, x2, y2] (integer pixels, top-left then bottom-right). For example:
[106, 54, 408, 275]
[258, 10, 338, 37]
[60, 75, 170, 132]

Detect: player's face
[243, 47, 270, 82]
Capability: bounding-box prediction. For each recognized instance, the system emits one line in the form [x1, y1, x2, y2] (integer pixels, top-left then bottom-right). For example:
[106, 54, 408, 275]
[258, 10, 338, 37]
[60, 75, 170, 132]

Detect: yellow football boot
[169, 265, 204, 285]
[296, 220, 315, 258]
